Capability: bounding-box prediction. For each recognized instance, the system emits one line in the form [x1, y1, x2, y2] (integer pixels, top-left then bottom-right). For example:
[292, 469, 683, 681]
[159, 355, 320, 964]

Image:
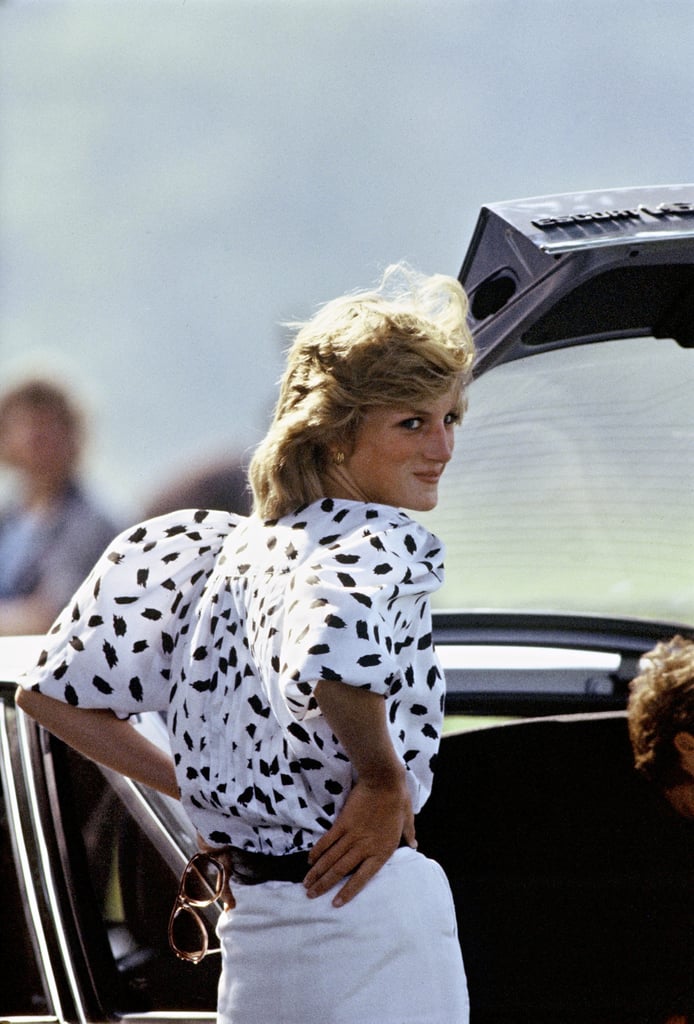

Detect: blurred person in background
[144, 455, 252, 518]
[0, 377, 118, 635]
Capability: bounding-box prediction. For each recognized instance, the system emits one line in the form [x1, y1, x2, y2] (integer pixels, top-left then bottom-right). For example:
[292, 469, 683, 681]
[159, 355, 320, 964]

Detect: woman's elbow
[15, 684, 40, 717]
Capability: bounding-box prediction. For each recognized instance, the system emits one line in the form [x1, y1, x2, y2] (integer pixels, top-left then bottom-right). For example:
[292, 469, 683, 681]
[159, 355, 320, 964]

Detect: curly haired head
[249, 264, 475, 520]
[628, 635, 694, 786]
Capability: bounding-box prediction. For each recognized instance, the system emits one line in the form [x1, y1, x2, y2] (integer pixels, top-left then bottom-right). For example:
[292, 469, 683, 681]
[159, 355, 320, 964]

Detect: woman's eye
[444, 411, 460, 426]
[400, 417, 423, 431]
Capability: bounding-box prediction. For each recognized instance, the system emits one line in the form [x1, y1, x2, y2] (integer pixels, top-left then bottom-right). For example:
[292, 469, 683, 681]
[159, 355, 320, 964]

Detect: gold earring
[333, 450, 345, 466]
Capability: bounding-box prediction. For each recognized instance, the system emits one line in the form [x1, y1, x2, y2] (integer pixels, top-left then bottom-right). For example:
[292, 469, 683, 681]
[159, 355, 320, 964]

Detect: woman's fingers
[303, 777, 414, 906]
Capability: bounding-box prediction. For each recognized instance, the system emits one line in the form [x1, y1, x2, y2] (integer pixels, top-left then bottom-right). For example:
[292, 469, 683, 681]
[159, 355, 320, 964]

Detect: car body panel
[460, 183, 694, 375]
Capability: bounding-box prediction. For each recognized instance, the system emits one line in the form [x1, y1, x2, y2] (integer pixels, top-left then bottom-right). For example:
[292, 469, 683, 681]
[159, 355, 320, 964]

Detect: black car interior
[416, 713, 694, 1023]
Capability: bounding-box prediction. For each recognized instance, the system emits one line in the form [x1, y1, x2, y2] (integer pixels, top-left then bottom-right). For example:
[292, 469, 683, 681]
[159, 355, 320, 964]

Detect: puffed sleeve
[279, 515, 444, 719]
[19, 509, 239, 716]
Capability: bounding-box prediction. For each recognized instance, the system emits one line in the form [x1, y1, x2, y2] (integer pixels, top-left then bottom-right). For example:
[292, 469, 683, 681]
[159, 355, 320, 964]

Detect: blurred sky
[1, 0, 693, 519]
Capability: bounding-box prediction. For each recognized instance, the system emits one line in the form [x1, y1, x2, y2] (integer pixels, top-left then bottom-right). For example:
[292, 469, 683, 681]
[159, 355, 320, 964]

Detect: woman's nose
[426, 423, 454, 462]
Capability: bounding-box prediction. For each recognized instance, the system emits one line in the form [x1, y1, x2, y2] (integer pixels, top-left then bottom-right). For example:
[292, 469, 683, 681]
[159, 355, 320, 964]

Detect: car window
[55, 743, 219, 1015]
[439, 641, 621, 722]
[421, 336, 694, 623]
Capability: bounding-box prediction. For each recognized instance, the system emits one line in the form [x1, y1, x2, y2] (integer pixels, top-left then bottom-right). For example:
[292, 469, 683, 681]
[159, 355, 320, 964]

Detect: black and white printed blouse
[21, 498, 447, 854]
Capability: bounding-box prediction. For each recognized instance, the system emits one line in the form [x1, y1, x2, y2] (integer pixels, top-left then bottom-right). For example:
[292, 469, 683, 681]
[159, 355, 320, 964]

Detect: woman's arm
[303, 680, 415, 907]
[15, 686, 179, 799]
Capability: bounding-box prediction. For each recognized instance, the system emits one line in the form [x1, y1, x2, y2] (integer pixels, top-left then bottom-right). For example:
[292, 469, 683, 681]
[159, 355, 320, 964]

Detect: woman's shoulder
[298, 497, 439, 543]
[285, 499, 444, 582]
[116, 507, 243, 549]
[74, 508, 245, 610]
[20, 509, 247, 712]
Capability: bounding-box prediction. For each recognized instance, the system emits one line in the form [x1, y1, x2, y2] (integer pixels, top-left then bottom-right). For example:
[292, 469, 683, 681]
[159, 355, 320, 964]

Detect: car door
[2, 647, 221, 1022]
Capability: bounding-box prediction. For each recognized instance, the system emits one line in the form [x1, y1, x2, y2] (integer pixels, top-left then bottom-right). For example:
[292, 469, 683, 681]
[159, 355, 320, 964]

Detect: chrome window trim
[119, 1014, 216, 1022]
[99, 764, 190, 871]
[15, 707, 89, 1024]
[0, 703, 65, 1020]
[0, 1015, 61, 1023]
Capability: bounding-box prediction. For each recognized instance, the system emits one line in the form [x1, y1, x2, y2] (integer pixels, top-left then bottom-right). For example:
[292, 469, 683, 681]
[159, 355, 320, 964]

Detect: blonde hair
[249, 264, 475, 519]
[628, 635, 694, 785]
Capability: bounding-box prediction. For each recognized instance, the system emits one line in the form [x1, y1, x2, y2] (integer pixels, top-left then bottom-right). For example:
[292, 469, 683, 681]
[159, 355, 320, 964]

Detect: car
[1, 185, 693, 1022]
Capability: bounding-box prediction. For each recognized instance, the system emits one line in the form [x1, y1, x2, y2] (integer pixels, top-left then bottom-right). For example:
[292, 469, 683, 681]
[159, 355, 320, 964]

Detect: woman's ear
[673, 731, 694, 771]
[674, 731, 694, 752]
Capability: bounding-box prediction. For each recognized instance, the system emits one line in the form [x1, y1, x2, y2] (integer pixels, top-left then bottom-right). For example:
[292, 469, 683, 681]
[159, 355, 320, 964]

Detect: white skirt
[215, 846, 468, 1024]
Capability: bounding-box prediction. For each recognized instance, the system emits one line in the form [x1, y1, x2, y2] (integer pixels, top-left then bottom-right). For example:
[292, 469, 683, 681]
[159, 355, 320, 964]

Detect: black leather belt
[219, 836, 411, 886]
[218, 846, 312, 885]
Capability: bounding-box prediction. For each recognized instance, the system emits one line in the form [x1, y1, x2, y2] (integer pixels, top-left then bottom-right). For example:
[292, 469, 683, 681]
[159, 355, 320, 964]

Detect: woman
[16, 264, 474, 1023]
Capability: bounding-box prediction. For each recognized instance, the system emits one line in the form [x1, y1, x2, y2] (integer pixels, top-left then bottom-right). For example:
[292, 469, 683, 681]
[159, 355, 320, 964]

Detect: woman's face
[324, 385, 460, 511]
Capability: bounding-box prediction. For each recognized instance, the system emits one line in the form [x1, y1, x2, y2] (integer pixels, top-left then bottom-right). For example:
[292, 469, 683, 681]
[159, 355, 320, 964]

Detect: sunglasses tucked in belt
[168, 847, 313, 963]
